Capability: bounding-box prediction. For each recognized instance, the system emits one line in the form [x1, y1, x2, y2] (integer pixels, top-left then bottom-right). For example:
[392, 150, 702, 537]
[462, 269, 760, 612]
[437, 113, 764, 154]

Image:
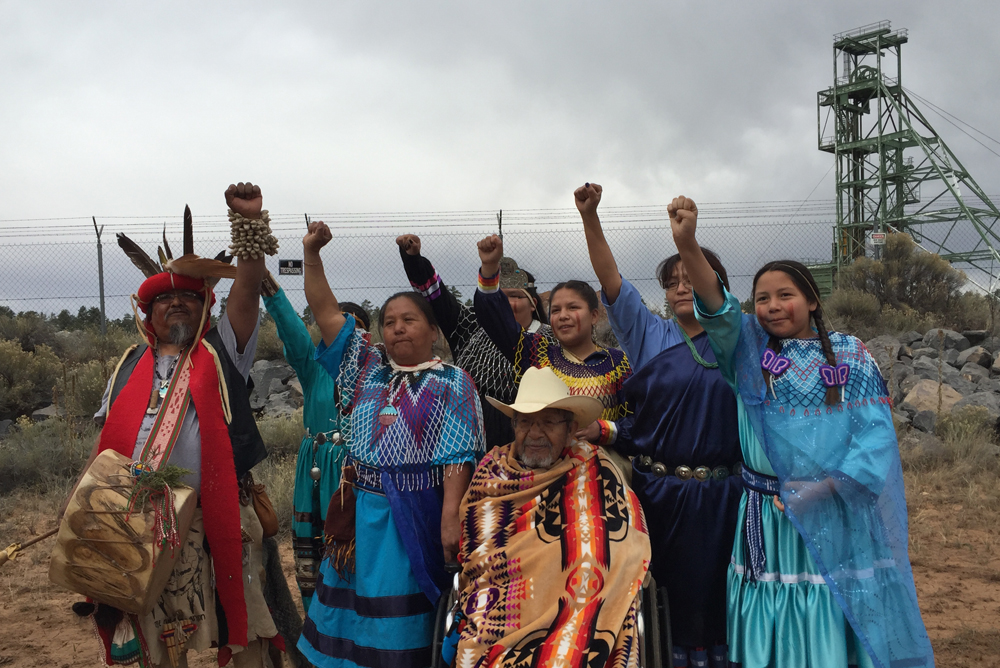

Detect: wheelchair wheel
[430, 566, 462, 668]
[639, 579, 663, 668]
[656, 584, 673, 668]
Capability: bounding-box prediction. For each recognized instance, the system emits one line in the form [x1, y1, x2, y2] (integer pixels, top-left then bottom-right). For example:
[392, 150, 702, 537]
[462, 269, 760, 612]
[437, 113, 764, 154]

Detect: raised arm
[303, 221, 347, 346]
[223, 182, 267, 352]
[396, 234, 467, 351]
[670, 196, 723, 313]
[575, 183, 623, 303]
[474, 234, 524, 365]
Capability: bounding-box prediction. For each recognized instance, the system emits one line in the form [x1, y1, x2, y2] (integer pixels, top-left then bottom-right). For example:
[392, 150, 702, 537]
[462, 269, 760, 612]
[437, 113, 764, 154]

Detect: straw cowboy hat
[487, 367, 604, 426]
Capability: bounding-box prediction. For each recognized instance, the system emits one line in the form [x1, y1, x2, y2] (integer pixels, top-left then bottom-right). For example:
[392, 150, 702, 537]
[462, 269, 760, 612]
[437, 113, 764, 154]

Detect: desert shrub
[876, 306, 937, 336]
[256, 408, 305, 457]
[935, 406, 997, 448]
[54, 360, 115, 418]
[254, 316, 287, 362]
[0, 341, 61, 419]
[253, 454, 296, 536]
[943, 291, 994, 332]
[825, 289, 880, 332]
[0, 311, 57, 352]
[0, 417, 97, 494]
[838, 233, 965, 314]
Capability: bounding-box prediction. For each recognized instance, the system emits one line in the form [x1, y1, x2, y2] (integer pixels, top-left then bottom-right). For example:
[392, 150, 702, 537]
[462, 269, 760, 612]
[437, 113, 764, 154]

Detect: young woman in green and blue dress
[670, 195, 933, 668]
[261, 277, 370, 611]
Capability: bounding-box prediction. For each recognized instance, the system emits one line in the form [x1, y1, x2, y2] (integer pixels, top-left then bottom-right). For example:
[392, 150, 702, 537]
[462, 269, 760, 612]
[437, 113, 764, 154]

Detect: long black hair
[522, 270, 548, 325]
[752, 260, 839, 406]
[340, 301, 371, 331]
[657, 247, 730, 291]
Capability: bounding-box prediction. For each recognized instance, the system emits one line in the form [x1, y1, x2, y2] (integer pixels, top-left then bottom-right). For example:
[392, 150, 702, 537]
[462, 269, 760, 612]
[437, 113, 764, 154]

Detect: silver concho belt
[636, 457, 742, 482]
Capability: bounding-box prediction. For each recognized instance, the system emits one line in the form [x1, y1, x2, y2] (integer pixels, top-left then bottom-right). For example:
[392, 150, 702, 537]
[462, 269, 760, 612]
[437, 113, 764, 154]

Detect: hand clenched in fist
[477, 234, 503, 268]
[396, 234, 421, 256]
[225, 182, 263, 220]
[574, 183, 602, 218]
[667, 196, 699, 245]
[304, 221, 332, 255]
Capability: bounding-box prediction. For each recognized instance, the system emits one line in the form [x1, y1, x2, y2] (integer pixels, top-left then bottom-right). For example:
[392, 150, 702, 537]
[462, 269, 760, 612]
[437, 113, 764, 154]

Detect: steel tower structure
[817, 21, 1000, 277]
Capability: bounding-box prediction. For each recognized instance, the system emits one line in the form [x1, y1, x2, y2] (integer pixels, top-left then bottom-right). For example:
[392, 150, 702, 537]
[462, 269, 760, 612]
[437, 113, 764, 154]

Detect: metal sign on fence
[279, 259, 303, 275]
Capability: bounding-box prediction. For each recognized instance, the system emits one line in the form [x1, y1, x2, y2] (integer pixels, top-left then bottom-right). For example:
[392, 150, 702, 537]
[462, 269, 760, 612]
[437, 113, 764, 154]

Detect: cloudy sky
[3, 1, 1000, 313]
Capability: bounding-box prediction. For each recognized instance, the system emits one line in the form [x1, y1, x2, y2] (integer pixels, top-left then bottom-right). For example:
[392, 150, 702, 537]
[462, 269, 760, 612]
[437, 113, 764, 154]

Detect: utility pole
[92, 216, 106, 336]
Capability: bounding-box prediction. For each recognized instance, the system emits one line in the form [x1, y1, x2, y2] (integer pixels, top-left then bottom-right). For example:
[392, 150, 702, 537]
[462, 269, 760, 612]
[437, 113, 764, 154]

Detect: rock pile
[871, 328, 1000, 434]
[249, 359, 304, 418]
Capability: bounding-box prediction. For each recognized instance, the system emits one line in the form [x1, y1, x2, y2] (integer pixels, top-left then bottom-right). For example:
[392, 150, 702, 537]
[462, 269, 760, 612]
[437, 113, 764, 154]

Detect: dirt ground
[1, 488, 998, 668]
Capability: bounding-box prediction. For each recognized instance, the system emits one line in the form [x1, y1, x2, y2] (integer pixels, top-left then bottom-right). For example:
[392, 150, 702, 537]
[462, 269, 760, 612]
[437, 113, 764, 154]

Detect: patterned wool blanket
[456, 440, 651, 668]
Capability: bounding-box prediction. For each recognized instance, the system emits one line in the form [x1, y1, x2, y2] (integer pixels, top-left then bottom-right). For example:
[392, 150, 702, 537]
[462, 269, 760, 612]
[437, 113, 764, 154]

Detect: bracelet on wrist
[228, 208, 279, 260]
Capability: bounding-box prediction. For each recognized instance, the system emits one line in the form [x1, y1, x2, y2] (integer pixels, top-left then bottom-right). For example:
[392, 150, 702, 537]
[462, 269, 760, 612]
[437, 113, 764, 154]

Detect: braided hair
[753, 260, 840, 406]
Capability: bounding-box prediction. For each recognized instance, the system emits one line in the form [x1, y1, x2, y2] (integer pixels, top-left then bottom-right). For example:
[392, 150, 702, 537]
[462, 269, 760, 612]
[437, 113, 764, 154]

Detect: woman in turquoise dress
[297, 221, 486, 668]
[262, 282, 370, 611]
[669, 195, 933, 668]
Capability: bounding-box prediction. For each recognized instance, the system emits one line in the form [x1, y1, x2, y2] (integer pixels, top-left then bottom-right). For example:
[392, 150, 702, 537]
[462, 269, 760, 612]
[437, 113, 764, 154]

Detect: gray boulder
[287, 376, 303, 402]
[957, 346, 993, 368]
[942, 372, 978, 396]
[898, 346, 914, 361]
[991, 354, 1000, 378]
[31, 405, 66, 422]
[892, 411, 911, 429]
[942, 348, 960, 366]
[961, 362, 991, 383]
[980, 336, 1000, 354]
[911, 410, 937, 434]
[962, 330, 988, 346]
[911, 347, 937, 359]
[865, 335, 901, 369]
[899, 330, 924, 346]
[922, 328, 971, 352]
[0, 419, 12, 438]
[975, 377, 1000, 393]
[953, 392, 1000, 420]
[250, 360, 295, 411]
[262, 390, 298, 418]
[900, 374, 923, 396]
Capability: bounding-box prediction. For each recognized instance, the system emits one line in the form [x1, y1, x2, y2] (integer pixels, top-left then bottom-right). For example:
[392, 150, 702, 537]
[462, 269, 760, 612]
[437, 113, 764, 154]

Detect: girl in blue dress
[670, 195, 934, 668]
[576, 183, 742, 668]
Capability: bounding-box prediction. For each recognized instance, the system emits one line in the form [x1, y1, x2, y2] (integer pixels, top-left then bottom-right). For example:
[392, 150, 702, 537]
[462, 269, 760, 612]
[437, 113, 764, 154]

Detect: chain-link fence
[0, 203, 839, 324]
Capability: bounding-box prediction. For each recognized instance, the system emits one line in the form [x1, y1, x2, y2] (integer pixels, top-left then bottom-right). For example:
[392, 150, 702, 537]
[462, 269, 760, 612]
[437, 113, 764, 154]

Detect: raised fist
[225, 182, 263, 220]
[477, 234, 503, 266]
[668, 196, 699, 244]
[303, 221, 332, 254]
[574, 183, 603, 217]
[396, 234, 421, 256]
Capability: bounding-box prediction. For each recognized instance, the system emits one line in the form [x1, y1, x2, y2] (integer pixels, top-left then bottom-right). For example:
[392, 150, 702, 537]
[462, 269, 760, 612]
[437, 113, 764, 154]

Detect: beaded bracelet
[228, 208, 279, 260]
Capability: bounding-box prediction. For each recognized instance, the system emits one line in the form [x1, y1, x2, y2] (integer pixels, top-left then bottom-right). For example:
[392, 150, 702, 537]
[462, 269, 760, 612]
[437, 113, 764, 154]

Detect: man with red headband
[64, 183, 280, 667]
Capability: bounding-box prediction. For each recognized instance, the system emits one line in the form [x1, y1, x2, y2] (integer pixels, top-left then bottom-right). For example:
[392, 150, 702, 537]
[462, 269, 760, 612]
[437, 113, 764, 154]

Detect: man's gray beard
[519, 439, 558, 469]
[167, 322, 194, 346]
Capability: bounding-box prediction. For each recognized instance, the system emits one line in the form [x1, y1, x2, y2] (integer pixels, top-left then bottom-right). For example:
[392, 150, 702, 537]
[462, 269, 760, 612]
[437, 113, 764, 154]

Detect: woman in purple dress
[577, 183, 743, 668]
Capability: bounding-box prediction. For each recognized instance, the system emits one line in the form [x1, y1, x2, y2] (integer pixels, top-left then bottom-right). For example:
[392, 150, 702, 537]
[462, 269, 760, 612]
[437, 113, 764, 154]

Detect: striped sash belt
[741, 465, 780, 583]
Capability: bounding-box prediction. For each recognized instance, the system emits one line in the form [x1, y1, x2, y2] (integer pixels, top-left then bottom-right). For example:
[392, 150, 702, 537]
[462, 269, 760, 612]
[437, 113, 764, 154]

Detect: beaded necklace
[679, 325, 718, 369]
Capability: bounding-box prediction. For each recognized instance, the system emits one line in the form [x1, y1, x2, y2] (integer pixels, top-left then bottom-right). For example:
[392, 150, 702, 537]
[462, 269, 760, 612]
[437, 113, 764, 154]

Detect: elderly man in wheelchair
[435, 367, 658, 668]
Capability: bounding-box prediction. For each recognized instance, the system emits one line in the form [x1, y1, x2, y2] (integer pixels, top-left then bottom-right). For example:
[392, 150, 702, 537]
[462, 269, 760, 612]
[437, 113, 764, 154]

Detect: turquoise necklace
[679, 324, 718, 369]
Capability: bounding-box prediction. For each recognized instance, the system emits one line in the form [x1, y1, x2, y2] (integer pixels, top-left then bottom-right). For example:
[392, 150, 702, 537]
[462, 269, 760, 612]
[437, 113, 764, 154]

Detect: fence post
[497, 210, 503, 239]
[92, 216, 106, 336]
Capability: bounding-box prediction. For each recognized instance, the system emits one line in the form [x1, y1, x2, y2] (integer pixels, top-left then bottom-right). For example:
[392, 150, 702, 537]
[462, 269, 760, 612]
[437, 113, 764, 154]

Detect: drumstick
[0, 527, 59, 568]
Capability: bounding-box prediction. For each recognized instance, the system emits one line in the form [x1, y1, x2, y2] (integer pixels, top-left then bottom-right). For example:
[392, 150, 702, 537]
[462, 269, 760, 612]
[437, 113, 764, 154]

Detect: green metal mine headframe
[817, 20, 1000, 283]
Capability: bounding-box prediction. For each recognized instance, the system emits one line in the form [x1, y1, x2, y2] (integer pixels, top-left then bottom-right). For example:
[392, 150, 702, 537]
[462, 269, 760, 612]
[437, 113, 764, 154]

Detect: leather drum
[49, 449, 197, 615]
